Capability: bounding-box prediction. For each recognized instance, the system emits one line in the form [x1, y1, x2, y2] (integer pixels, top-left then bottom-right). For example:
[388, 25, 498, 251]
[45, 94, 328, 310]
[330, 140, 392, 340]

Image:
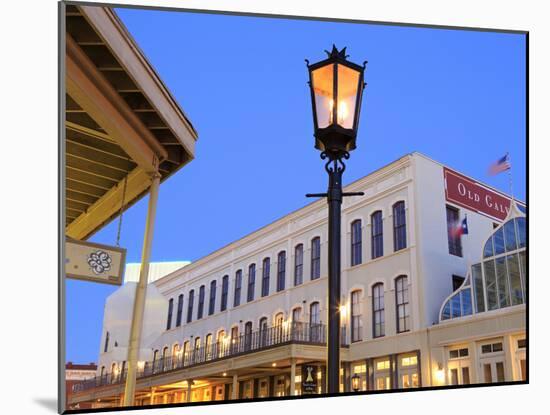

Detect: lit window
[376, 360, 390, 371]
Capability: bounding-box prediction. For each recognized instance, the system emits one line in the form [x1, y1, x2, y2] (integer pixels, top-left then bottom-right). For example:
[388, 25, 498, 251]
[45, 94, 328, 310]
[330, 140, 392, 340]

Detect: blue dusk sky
[65, 7, 526, 363]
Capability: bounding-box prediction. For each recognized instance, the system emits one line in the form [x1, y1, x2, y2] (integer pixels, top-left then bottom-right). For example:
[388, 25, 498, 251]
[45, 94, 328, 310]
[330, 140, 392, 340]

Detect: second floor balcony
[73, 322, 346, 393]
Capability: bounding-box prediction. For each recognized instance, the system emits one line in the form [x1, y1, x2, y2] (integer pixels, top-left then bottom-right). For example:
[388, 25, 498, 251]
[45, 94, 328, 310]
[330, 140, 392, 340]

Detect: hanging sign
[301, 364, 318, 394]
[65, 238, 126, 285]
[444, 167, 525, 221]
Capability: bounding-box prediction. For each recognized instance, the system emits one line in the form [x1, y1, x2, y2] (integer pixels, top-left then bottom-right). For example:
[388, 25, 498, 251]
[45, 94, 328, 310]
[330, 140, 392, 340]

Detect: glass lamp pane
[311, 64, 334, 128]
[336, 64, 360, 128]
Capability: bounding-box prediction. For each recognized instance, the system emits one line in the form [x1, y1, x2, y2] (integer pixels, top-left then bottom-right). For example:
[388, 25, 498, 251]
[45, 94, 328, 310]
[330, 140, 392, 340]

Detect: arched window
[230, 326, 239, 353]
[311, 237, 321, 280]
[247, 264, 256, 302]
[197, 285, 206, 319]
[100, 366, 105, 378]
[103, 331, 110, 353]
[205, 333, 213, 360]
[209, 280, 217, 316]
[277, 251, 286, 292]
[371, 211, 383, 259]
[182, 341, 190, 365]
[244, 321, 253, 351]
[351, 290, 362, 342]
[292, 307, 302, 322]
[351, 219, 362, 266]
[234, 270, 242, 307]
[221, 275, 229, 311]
[294, 244, 304, 286]
[274, 313, 284, 343]
[166, 298, 174, 330]
[259, 317, 268, 347]
[395, 276, 410, 333]
[393, 201, 407, 251]
[310, 302, 320, 325]
[310, 302, 321, 342]
[172, 343, 180, 369]
[110, 362, 117, 383]
[372, 283, 385, 337]
[193, 337, 201, 363]
[162, 346, 169, 370]
[176, 294, 184, 327]
[261, 258, 270, 297]
[186, 289, 194, 323]
[217, 329, 226, 357]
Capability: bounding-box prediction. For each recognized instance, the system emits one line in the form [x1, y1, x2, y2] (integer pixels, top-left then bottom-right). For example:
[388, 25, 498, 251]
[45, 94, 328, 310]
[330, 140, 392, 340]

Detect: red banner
[444, 167, 516, 221]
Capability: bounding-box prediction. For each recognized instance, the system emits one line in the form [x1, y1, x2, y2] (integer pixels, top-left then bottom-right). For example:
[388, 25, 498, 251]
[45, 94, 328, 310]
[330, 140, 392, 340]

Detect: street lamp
[351, 373, 361, 392]
[305, 45, 367, 394]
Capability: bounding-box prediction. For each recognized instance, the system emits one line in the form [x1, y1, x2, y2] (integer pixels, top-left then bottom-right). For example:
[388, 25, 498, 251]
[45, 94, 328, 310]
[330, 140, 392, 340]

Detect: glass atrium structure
[440, 202, 527, 322]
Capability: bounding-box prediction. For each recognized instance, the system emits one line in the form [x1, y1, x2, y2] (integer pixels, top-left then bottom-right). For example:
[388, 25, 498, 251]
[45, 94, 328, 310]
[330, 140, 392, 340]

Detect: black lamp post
[305, 45, 367, 394]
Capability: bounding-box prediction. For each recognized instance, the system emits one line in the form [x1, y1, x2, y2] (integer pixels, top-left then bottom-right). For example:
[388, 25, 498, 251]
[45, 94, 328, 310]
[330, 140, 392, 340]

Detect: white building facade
[70, 152, 526, 407]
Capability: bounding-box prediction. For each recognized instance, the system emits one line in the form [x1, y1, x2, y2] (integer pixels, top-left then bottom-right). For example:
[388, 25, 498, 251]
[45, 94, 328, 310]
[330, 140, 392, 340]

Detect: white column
[232, 374, 239, 399]
[123, 172, 161, 406]
[290, 359, 296, 396]
[186, 380, 193, 402]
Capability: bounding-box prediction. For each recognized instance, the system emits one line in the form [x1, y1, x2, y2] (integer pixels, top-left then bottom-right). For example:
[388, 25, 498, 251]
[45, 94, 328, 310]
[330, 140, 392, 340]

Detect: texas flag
[451, 217, 469, 238]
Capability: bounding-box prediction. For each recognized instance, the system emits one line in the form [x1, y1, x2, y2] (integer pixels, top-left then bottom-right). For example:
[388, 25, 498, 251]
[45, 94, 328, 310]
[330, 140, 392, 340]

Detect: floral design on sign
[87, 250, 112, 275]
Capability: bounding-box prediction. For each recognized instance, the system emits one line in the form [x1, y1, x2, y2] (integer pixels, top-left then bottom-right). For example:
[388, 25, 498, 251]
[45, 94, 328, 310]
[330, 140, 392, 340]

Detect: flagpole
[507, 151, 515, 202]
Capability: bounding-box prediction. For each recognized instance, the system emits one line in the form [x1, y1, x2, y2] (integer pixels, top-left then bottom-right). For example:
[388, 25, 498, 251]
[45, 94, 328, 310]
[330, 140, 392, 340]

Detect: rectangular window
[176, 294, 184, 327]
[221, 276, 229, 311]
[393, 201, 407, 251]
[209, 280, 216, 316]
[449, 348, 469, 359]
[351, 290, 362, 342]
[311, 237, 321, 280]
[234, 270, 242, 307]
[371, 211, 383, 259]
[277, 251, 286, 292]
[481, 342, 503, 354]
[186, 290, 194, 323]
[351, 220, 362, 266]
[446, 205, 463, 257]
[261, 258, 270, 297]
[247, 264, 256, 302]
[484, 260, 498, 311]
[197, 285, 205, 319]
[517, 339, 526, 349]
[294, 244, 303, 286]
[166, 298, 173, 330]
[372, 283, 385, 337]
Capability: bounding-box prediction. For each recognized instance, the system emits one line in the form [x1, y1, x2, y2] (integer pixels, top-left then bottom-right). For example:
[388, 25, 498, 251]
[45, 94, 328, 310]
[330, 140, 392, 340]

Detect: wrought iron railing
[73, 322, 341, 393]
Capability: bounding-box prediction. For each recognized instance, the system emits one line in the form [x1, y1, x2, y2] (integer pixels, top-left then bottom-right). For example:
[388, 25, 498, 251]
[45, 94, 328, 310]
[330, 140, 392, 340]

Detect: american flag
[488, 153, 511, 176]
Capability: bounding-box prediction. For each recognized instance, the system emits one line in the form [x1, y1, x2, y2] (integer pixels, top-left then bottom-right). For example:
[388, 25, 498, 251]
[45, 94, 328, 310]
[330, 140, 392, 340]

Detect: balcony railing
[73, 322, 343, 393]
